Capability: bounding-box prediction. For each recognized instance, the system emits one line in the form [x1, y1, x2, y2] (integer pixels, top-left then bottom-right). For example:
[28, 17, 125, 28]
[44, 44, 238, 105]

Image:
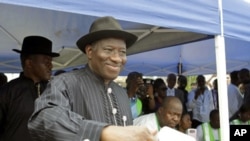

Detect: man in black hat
[28, 16, 157, 141]
[0, 36, 59, 141]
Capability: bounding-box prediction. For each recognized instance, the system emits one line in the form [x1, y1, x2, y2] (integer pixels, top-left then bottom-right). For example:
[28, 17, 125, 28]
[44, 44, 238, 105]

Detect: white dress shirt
[167, 87, 175, 96]
[187, 89, 214, 122]
[227, 83, 243, 118]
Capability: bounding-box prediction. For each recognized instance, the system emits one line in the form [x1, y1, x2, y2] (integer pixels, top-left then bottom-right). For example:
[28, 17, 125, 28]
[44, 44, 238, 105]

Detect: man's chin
[43, 76, 51, 81]
[105, 74, 119, 81]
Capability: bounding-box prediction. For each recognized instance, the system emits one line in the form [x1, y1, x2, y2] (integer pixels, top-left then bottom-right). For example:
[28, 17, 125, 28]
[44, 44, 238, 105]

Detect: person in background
[211, 79, 219, 109]
[166, 73, 185, 112]
[188, 82, 197, 119]
[230, 103, 250, 125]
[133, 96, 183, 131]
[177, 75, 188, 112]
[0, 36, 59, 141]
[227, 70, 243, 119]
[238, 68, 250, 105]
[196, 109, 220, 141]
[0, 72, 7, 135]
[142, 78, 155, 114]
[230, 68, 250, 121]
[126, 71, 144, 119]
[126, 72, 155, 119]
[28, 16, 157, 141]
[187, 75, 214, 128]
[153, 78, 167, 112]
[239, 83, 245, 98]
[0, 72, 7, 88]
[176, 112, 192, 134]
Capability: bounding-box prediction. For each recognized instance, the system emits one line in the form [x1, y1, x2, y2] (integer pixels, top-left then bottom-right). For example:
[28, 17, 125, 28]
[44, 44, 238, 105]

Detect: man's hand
[194, 87, 205, 100]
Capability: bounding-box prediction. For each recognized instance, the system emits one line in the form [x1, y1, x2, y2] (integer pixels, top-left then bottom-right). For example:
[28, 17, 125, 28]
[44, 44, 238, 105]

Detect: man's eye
[104, 48, 113, 52]
[120, 50, 126, 54]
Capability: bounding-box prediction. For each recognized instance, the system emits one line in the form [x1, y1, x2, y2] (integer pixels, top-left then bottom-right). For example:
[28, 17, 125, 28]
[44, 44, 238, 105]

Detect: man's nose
[109, 51, 124, 62]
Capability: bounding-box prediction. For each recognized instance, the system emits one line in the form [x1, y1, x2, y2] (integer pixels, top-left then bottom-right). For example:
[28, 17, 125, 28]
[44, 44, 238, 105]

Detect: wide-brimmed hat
[76, 16, 138, 53]
[13, 36, 60, 57]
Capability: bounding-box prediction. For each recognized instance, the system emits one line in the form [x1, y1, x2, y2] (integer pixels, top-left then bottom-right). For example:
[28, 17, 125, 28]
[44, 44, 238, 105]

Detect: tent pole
[216, 0, 229, 141]
[215, 35, 229, 141]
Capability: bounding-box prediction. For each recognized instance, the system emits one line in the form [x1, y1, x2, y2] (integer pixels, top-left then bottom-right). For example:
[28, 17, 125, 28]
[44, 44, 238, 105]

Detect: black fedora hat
[76, 16, 138, 53]
[13, 36, 60, 57]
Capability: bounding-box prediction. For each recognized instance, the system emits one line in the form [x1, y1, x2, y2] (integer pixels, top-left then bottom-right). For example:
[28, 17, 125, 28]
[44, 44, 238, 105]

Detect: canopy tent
[1, 0, 249, 74]
[2, 0, 249, 41]
[223, 0, 250, 42]
[122, 38, 250, 76]
[0, 0, 218, 73]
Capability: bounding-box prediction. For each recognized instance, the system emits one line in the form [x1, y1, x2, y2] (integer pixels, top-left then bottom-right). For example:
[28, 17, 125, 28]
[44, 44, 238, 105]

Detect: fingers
[149, 130, 158, 141]
[150, 130, 158, 136]
[144, 128, 158, 141]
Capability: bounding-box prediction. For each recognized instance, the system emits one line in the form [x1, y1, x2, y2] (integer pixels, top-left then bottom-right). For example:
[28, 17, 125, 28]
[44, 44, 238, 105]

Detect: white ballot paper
[157, 126, 196, 141]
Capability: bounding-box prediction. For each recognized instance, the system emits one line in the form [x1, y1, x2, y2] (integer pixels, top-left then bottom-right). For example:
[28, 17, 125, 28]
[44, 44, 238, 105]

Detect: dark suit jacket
[243, 83, 250, 104]
[166, 88, 186, 112]
[174, 89, 186, 112]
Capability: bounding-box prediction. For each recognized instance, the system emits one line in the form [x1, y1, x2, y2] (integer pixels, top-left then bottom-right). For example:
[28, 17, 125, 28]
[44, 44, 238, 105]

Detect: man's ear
[24, 59, 33, 69]
[85, 45, 93, 59]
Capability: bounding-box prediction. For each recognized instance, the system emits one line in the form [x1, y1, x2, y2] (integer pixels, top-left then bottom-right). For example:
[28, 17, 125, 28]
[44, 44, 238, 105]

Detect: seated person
[133, 96, 183, 132]
[230, 103, 250, 125]
[176, 112, 192, 134]
[196, 109, 220, 141]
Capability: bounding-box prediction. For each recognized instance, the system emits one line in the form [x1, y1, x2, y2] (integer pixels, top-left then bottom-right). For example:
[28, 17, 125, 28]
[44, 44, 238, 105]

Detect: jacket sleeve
[0, 94, 5, 132]
[28, 77, 108, 141]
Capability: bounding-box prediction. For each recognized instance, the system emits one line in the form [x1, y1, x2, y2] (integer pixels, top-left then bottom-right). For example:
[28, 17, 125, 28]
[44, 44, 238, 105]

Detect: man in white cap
[28, 16, 157, 141]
